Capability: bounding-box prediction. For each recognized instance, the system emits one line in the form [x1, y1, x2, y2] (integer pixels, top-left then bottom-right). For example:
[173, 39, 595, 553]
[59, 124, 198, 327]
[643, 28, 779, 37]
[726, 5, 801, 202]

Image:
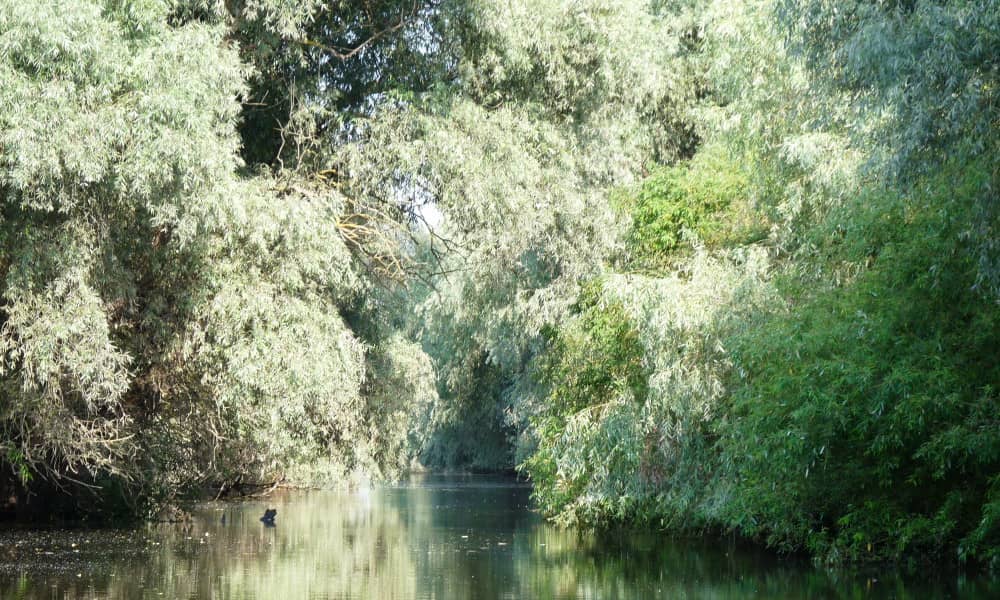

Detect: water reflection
[0, 474, 995, 599]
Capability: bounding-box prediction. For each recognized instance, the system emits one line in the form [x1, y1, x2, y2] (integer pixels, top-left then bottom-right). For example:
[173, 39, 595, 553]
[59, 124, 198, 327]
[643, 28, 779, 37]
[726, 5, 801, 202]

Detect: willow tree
[781, 0, 1000, 296]
[326, 0, 702, 468]
[0, 0, 418, 516]
[218, 0, 702, 468]
[515, 0, 1000, 567]
[1, 0, 244, 510]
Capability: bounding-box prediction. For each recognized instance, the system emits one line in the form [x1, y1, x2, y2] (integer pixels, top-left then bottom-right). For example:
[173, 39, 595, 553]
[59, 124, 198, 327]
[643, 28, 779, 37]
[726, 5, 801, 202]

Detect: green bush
[619, 145, 760, 269]
[524, 279, 650, 517]
[718, 161, 1000, 565]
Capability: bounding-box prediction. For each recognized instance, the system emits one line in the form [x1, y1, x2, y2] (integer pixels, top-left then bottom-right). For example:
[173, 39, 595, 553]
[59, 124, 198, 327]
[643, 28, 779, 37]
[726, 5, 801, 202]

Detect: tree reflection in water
[0, 475, 996, 599]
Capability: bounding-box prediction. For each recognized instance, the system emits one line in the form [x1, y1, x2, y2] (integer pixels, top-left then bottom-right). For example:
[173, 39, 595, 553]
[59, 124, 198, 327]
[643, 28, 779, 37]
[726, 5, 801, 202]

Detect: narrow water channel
[0, 475, 995, 599]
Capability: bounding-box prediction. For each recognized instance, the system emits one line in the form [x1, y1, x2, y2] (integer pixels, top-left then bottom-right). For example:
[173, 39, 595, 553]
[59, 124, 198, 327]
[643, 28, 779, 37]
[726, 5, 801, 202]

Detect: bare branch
[297, 1, 419, 62]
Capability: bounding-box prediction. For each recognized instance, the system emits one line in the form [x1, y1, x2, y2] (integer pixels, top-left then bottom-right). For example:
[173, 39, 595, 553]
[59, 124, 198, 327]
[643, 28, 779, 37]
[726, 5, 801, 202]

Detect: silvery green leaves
[0, 1, 376, 503]
[780, 0, 1000, 295]
[0, 1, 245, 230]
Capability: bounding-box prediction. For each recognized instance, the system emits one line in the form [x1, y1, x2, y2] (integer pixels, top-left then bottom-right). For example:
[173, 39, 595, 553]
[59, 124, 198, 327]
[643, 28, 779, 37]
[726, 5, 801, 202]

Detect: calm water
[0, 475, 995, 599]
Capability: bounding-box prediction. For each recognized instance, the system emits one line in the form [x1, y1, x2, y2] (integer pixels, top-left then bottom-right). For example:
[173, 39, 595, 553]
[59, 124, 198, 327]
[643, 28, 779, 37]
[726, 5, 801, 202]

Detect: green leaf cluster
[719, 162, 1000, 565]
[617, 145, 761, 270]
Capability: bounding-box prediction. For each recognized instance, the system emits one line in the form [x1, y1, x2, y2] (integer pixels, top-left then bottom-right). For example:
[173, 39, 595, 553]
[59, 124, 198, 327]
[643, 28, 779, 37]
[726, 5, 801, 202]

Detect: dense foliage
[517, 0, 1000, 569]
[0, 0, 426, 517]
[1, 0, 996, 569]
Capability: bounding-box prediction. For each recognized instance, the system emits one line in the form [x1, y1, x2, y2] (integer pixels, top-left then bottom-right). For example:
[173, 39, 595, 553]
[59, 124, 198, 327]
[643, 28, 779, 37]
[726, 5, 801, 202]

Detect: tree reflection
[1, 477, 996, 599]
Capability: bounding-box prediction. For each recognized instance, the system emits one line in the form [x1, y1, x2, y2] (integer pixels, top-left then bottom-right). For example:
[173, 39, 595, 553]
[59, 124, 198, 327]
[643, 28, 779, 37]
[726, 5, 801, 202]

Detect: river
[0, 474, 995, 598]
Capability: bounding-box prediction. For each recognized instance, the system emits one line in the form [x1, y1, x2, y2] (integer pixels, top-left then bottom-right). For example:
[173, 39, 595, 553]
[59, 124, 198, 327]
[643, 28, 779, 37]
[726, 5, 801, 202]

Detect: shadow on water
[0, 474, 996, 599]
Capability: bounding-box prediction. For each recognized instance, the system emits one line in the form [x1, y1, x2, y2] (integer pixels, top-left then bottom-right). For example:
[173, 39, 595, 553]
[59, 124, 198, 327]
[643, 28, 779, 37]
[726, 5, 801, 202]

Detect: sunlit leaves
[0, 0, 383, 507]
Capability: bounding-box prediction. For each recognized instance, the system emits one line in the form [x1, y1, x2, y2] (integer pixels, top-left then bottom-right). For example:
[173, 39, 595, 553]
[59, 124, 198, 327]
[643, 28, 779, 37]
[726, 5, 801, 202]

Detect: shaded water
[0, 475, 995, 599]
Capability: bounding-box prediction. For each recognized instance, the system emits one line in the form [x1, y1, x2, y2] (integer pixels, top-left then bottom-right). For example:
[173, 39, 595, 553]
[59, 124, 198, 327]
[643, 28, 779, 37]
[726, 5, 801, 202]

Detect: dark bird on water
[260, 508, 277, 525]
